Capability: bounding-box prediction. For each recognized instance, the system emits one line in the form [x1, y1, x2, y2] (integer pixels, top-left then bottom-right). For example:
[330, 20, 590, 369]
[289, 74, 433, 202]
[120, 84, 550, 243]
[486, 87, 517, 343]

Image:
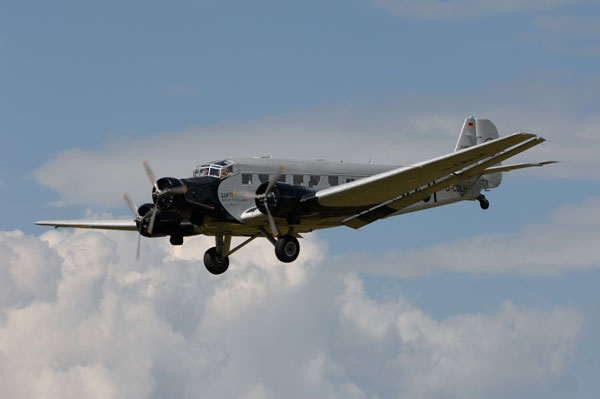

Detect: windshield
[193, 160, 236, 179]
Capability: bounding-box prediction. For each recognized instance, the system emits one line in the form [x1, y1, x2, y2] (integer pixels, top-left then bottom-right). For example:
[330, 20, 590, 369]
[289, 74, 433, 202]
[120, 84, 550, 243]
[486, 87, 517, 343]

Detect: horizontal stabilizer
[35, 219, 138, 231]
[482, 161, 558, 174]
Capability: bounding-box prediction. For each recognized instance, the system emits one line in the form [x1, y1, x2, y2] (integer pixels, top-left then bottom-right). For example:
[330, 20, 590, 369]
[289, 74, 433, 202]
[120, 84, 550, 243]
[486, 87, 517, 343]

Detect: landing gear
[477, 195, 490, 210]
[203, 235, 231, 275]
[201, 235, 258, 275]
[204, 247, 229, 275]
[275, 235, 300, 263]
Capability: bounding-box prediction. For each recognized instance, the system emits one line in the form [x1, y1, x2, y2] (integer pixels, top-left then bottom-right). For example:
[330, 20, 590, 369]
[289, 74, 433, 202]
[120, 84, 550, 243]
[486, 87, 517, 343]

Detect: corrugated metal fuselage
[191, 157, 496, 236]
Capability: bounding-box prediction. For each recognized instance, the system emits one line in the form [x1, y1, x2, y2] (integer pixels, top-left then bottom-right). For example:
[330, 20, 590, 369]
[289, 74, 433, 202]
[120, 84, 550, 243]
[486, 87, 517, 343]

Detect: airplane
[36, 117, 556, 275]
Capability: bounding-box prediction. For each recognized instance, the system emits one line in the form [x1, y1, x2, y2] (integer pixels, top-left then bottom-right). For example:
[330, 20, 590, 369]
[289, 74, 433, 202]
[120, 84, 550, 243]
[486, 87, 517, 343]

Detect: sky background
[1, 0, 600, 398]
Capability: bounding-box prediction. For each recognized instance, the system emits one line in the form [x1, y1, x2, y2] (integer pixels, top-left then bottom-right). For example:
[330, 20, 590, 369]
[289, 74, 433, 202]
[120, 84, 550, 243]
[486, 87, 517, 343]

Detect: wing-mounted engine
[255, 182, 314, 218]
[130, 202, 188, 237]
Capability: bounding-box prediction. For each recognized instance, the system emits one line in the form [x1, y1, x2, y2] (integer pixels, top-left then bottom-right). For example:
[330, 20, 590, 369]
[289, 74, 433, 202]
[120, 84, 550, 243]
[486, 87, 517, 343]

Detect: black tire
[204, 247, 229, 275]
[480, 199, 490, 210]
[275, 235, 300, 263]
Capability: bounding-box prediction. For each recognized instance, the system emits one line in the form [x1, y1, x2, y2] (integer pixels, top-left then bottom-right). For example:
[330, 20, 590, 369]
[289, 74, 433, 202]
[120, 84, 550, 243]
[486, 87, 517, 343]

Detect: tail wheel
[480, 198, 490, 210]
[477, 195, 490, 210]
[204, 247, 229, 275]
[275, 235, 300, 263]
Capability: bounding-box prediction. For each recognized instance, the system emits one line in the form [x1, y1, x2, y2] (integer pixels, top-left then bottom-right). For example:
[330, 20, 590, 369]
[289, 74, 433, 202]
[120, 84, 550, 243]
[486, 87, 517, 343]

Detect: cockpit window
[193, 160, 237, 179]
[194, 166, 209, 176]
[222, 165, 234, 177]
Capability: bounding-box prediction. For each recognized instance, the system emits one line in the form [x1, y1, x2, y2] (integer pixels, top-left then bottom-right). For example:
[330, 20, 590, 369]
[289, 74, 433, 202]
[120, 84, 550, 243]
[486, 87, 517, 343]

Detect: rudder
[454, 116, 502, 188]
[454, 117, 500, 152]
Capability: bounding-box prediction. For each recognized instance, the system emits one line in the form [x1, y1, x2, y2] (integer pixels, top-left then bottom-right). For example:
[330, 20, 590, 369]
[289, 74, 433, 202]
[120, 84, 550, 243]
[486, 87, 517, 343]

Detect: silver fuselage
[196, 157, 500, 235]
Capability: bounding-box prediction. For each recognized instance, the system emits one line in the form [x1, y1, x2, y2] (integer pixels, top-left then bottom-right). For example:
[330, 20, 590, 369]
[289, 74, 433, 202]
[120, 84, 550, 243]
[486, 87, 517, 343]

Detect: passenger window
[293, 175, 304, 185]
[277, 174, 286, 183]
[346, 178, 355, 183]
[328, 176, 339, 186]
[309, 175, 321, 188]
[258, 174, 269, 183]
[242, 174, 253, 185]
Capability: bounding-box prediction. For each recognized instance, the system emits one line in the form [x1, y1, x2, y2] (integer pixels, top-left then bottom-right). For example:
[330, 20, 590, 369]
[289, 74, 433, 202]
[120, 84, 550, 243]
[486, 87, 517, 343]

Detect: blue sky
[1, 1, 600, 398]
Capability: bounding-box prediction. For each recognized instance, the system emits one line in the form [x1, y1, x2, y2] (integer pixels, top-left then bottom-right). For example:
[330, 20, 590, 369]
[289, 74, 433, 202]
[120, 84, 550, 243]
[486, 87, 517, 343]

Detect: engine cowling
[137, 203, 155, 217]
[152, 177, 186, 211]
[255, 182, 313, 217]
[137, 210, 196, 238]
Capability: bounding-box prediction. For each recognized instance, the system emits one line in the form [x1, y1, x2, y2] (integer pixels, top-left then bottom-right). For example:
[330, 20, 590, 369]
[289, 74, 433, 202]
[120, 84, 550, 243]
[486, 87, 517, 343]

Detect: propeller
[253, 163, 285, 237]
[143, 160, 158, 191]
[123, 192, 142, 261]
[142, 160, 187, 234]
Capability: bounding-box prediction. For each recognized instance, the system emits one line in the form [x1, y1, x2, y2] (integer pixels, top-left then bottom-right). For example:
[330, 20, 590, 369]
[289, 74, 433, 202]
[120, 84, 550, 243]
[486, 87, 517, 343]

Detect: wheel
[479, 198, 490, 210]
[203, 247, 230, 275]
[170, 235, 183, 246]
[275, 235, 300, 263]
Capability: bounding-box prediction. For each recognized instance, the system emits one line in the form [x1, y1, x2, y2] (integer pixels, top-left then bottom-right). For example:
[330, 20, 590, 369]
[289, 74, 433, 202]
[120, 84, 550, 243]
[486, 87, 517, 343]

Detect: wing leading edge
[35, 219, 138, 231]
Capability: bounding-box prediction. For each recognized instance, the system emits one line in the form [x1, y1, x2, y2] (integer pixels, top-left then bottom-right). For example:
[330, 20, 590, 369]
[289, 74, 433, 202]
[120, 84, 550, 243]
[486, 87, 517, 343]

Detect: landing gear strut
[202, 235, 257, 275]
[477, 194, 490, 210]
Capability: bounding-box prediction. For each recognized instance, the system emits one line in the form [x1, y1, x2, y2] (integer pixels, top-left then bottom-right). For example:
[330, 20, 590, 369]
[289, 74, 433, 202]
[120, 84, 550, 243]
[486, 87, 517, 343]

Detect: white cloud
[32, 77, 600, 209]
[0, 230, 62, 311]
[331, 198, 600, 277]
[371, 0, 580, 19]
[31, 103, 457, 208]
[0, 225, 587, 398]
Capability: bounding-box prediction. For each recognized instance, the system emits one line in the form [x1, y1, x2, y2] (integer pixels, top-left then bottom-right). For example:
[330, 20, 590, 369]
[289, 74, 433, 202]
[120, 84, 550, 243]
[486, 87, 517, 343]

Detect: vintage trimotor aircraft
[36, 117, 556, 274]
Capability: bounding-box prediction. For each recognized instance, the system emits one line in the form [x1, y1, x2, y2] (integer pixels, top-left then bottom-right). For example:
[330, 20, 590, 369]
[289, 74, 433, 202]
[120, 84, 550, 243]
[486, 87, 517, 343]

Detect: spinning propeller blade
[136, 233, 141, 261]
[143, 160, 158, 190]
[148, 206, 158, 235]
[265, 163, 285, 194]
[123, 192, 142, 261]
[264, 205, 280, 237]
[256, 163, 285, 237]
[123, 193, 139, 217]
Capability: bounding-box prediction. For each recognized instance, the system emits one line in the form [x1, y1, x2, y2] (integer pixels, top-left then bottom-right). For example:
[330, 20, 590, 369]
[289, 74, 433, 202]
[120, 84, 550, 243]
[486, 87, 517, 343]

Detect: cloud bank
[333, 198, 600, 277]
[0, 213, 587, 398]
[32, 78, 600, 209]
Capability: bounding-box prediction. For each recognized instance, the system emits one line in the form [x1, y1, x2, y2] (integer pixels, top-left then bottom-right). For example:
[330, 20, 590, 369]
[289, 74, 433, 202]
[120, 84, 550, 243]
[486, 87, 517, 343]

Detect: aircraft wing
[35, 219, 138, 231]
[314, 132, 541, 208]
[340, 135, 547, 229]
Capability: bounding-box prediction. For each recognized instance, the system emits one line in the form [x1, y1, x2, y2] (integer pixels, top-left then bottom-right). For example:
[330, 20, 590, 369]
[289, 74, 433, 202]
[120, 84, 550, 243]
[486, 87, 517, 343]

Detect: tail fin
[454, 117, 500, 152]
[454, 116, 502, 188]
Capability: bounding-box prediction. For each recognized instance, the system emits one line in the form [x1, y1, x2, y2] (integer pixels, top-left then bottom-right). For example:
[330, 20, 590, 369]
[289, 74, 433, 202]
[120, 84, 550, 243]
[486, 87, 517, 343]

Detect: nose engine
[152, 177, 187, 211]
